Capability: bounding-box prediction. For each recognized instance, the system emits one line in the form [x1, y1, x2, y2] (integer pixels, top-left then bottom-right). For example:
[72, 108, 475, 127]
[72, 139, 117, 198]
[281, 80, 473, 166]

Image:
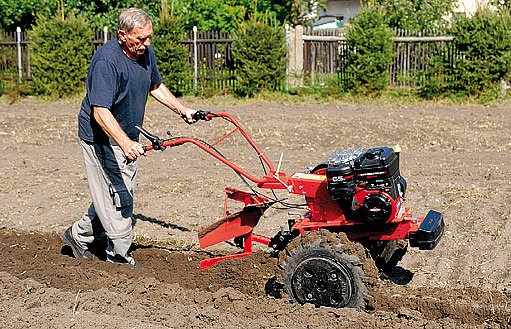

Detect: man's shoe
[106, 254, 143, 269]
[61, 227, 93, 260]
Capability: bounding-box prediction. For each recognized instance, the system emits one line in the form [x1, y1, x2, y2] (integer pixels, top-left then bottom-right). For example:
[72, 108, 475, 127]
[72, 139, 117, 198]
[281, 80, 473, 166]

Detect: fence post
[16, 27, 22, 83]
[103, 26, 108, 44]
[193, 26, 198, 95]
[287, 25, 304, 88]
[285, 24, 289, 91]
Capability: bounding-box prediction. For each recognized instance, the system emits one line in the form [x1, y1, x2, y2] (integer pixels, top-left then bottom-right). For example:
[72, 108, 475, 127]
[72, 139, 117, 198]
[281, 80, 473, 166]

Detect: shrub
[0, 77, 5, 96]
[419, 47, 456, 99]
[345, 8, 394, 94]
[450, 9, 511, 97]
[29, 14, 93, 97]
[420, 8, 511, 100]
[231, 13, 286, 97]
[152, 14, 191, 96]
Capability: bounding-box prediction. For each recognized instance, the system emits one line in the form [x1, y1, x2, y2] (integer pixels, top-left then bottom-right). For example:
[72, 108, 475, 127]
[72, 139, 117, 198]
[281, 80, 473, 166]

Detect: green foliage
[0, 0, 162, 31]
[345, 8, 394, 94]
[374, 0, 454, 30]
[152, 14, 191, 95]
[29, 15, 93, 97]
[450, 9, 511, 97]
[64, 0, 160, 31]
[491, 0, 511, 10]
[419, 53, 454, 99]
[0, 78, 5, 96]
[231, 13, 287, 97]
[286, 0, 327, 26]
[0, 0, 55, 31]
[171, 0, 326, 31]
[419, 8, 511, 101]
[1, 0, 326, 32]
[173, 0, 250, 32]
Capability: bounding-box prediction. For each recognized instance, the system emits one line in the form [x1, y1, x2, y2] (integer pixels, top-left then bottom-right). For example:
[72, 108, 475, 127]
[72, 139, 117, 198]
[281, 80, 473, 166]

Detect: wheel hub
[291, 256, 356, 308]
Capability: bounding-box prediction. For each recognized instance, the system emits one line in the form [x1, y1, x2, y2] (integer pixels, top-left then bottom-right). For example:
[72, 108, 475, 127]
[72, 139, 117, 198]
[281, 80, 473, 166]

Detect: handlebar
[137, 111, 281, 186]
[138, 110, 212, 151]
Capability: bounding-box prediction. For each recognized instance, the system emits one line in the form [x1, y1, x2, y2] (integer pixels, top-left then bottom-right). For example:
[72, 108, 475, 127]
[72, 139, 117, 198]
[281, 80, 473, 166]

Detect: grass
[2, 80, 510, 108]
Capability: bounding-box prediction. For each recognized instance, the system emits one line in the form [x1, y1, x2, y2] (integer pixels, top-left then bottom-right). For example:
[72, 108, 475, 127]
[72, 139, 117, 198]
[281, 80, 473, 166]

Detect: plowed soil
[0, 98, 510, 328]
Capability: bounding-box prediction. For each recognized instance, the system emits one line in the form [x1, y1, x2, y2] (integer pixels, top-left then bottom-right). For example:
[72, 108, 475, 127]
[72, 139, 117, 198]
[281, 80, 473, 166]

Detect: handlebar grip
[193, 110, 212, 121]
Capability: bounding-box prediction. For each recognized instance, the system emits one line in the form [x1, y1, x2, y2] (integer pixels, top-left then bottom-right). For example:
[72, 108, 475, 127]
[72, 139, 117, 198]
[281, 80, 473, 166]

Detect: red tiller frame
[145, 112, 288, 189]
[143, 112, 427, 270]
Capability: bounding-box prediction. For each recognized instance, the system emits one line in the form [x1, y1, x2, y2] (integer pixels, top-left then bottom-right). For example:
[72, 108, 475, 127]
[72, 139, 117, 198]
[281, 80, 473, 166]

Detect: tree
[63, 0, 160, 31]
[171, 0, 250, 32]
[170, 0, 326, 31]
[451, 9, 511, 96]
[0, 0, 162, 31]
[1, 0, 328, 32]
[491, 0, 511, 10]
[152, 1, 191, 95]
[231, 13, 287, 96]
[29, 14, 93, 97]
[0, 0, 55, 31]
[287, 0, 327, 26]
[345, 8, 394, 94]
[373, 0, 454, 30]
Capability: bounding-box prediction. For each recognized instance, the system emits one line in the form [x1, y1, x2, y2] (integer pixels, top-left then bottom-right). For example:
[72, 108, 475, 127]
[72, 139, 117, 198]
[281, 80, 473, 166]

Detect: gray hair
[118, 8, 152, 33]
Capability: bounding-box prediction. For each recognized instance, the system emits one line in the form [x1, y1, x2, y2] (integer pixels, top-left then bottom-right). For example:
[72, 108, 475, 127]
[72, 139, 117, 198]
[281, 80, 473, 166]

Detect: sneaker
[61, 227, 93, 260]
[106, 254, 143, 269]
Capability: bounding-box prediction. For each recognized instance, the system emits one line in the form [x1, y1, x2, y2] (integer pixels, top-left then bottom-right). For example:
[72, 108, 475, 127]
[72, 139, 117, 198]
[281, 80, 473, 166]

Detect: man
[61, 8, 196, 266]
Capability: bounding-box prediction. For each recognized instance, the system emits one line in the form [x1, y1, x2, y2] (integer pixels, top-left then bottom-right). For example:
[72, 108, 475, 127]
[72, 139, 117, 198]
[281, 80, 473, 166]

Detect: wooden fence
[0, 30, 31, 80]
[390, 29, 456, 87]
[0, 27, 457, 91]
[302, 27, 456, 88]
[180, 30, 236, 92]
[302, 28, 346, 86]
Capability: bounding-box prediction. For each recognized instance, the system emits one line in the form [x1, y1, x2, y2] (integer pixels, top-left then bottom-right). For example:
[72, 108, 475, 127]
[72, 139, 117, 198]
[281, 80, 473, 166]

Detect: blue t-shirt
[78, 39, 163, 144]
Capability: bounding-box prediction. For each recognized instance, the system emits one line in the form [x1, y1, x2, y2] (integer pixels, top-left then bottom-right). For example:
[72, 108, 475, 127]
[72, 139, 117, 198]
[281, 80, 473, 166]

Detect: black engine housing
[326, 147, 406, 223]
[353, 147, 401, 199]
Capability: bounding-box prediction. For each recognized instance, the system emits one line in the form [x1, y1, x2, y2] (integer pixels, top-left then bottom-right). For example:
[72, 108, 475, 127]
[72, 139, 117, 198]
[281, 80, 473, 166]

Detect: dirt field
[0, 98, 510, 328]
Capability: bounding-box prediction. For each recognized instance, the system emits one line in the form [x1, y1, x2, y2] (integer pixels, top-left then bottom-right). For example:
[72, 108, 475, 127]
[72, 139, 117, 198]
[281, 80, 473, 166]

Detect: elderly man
[62, 8, 196, 266]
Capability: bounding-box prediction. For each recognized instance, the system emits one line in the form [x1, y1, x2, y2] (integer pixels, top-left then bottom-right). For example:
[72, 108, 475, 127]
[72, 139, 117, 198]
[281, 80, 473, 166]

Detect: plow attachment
[198, 188, 273, 269]
[198, 203, 268, 248]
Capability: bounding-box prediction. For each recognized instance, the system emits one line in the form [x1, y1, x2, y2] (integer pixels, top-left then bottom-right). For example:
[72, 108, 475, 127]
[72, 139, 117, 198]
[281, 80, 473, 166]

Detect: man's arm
[93, 106, 144, 160]
[150, 83, 196, 123]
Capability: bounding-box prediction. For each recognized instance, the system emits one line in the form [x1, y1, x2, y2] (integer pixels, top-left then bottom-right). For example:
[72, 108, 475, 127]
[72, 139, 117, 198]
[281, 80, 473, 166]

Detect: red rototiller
[139, 110, 444, 309]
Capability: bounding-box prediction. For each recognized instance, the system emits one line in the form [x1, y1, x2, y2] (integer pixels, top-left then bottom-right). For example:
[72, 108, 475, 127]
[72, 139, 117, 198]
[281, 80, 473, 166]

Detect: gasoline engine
[325, 146, 407, 224]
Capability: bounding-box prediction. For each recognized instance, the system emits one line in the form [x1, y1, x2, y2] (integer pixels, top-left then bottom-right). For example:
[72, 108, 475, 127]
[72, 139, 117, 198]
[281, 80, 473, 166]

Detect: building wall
[315, 0, 492, 28]
[454, 0, 490, 16]
[315, 0, 361, 26]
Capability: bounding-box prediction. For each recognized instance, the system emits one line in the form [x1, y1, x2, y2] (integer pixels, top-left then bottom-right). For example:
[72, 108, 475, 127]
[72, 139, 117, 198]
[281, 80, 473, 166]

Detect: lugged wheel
[279, 230, 378, 310]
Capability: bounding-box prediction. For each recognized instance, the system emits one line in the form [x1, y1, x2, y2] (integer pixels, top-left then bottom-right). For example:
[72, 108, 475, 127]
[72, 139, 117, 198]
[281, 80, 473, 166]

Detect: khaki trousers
[72, 140, 138, 262]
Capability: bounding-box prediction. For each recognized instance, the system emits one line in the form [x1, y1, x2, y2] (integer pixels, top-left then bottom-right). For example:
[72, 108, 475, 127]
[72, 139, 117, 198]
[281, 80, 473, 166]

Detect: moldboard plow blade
[198, 202, 274, 270]
[198, 203, 269, 249]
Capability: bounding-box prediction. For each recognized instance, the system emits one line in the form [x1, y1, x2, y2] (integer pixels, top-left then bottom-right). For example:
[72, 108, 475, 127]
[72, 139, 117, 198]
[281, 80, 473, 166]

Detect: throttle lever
[135, 125, 166, 151]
